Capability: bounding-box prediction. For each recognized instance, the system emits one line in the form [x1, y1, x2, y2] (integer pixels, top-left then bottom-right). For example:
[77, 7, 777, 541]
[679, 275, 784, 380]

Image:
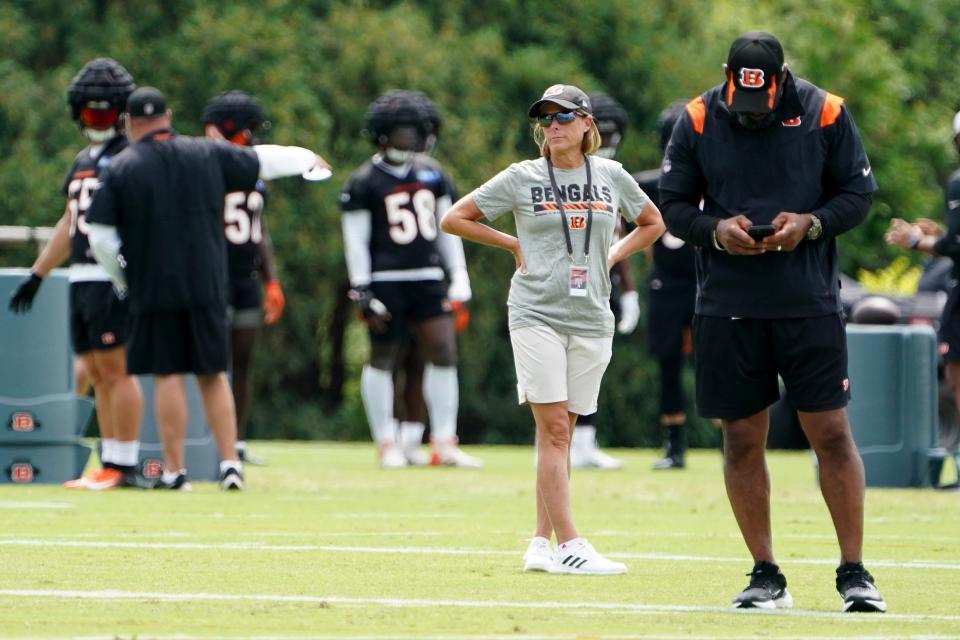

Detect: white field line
[0, 500, 75, 510]
[1, 538, 959, 571]
[2, 588, 959, 624]
[59, 635, 960, 640]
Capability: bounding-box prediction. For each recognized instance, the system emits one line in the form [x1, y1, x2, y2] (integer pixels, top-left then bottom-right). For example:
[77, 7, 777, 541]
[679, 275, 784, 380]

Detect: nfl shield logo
[142, 459, 163, 479]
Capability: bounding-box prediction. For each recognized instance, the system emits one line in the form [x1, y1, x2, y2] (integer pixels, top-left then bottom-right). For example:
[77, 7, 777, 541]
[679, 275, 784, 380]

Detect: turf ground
[0, 441, 958, 639]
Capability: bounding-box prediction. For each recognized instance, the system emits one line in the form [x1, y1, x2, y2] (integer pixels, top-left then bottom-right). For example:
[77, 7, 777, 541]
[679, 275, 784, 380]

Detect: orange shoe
[86, 468, 125, 491]
[63, 472, 94, 489]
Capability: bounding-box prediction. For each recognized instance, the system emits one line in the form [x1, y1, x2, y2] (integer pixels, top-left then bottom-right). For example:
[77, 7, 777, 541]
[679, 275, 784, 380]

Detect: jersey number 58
[384, 189, 437, 245]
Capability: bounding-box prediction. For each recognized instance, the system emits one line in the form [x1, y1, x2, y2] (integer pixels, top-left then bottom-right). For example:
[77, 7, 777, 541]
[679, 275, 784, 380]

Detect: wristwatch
[806, 214, 823, 241]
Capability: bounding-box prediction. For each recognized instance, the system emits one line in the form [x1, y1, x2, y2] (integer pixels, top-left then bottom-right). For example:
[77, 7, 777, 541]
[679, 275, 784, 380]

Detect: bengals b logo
[738, 68, 765, 88]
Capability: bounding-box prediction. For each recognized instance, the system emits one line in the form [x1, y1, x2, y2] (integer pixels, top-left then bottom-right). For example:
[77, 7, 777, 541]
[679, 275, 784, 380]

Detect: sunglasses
[537, 111, 580, 127]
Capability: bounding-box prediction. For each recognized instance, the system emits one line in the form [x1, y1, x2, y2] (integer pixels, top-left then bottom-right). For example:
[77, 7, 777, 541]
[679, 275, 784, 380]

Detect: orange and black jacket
[659, 73, 877, 318]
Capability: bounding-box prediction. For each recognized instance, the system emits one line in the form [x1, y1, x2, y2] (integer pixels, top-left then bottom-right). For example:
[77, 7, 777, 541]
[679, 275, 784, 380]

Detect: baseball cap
[126, 86, 167, 117]
[528, 85, 592, 117]
[724, 32, 785, 113]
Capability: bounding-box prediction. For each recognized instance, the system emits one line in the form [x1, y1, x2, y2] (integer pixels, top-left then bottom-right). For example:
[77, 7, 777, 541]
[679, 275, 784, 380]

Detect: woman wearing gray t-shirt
[441, 84, 665, 574]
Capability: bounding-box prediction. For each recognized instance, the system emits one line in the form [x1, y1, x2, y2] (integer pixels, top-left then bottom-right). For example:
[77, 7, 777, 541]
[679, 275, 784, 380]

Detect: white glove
[447, 269, 472, 303]
[617, 290, 640, 334]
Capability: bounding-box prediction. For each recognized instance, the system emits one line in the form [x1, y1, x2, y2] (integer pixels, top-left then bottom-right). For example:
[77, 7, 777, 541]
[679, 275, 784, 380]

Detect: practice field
[0, 442, 958, 639]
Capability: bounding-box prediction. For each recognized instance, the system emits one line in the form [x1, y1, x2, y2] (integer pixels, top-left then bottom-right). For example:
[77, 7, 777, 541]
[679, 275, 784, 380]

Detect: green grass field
[1, 442, 958, 639]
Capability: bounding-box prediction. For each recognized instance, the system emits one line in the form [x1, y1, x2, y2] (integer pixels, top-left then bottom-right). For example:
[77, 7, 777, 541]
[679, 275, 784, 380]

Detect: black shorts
[227, 272, 262, 329]
[693, 314, 850, 420]
[127, 305, 229, 375]
[70, 281, 129, 354]
[939, 286, 960, 363]
[369, 280, 448, 344]
[646, 287, 695, 357]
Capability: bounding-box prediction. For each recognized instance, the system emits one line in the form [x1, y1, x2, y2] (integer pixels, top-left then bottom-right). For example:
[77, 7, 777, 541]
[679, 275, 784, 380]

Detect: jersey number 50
[385, 189, 437, 245]
[224, 191, 264, 245]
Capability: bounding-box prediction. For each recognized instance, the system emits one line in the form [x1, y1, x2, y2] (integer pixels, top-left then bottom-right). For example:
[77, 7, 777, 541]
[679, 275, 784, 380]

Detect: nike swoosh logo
[949, 200, 960, 210]
[862, 166, 872, 177]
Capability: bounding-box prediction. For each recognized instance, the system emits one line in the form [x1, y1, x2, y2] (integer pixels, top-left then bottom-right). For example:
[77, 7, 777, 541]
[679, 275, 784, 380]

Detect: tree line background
[2, 0, 958, 448]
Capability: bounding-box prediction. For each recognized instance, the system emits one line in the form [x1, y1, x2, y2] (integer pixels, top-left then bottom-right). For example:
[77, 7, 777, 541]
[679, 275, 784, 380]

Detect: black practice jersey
[934, 169, 960, 279]
[339, 156, 452, 277]
[634, 168, 696, 293]
[224, 179, 268, 277]
[86, 129, 260, 313]
[61, 135, 129, 270]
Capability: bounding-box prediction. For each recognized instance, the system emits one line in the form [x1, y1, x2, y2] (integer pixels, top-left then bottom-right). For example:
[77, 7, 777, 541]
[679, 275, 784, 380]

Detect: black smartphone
[747, 224, 776, 239]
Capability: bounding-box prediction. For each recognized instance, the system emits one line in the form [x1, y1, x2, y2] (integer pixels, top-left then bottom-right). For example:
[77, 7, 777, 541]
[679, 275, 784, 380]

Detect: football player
[633, 101, 696, 470]
[8, 58, 146, 490]
[563, 92, 638, 470]
[340, 90, 479, 468]
[202, 90, 284, 467]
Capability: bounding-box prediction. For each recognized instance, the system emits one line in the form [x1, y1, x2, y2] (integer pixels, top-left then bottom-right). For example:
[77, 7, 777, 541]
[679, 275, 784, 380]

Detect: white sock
[573, 425, 596, 450]
[220, 459, 242, 474]
[161, 468, 186, 484]
[236, 440, 247, 453]
[361, 365, 396, 444]
[399, 422, 425, 450]
[423, 364, 458, 441]
[100, 438, 117, 465]
[113, 440, 140, 467]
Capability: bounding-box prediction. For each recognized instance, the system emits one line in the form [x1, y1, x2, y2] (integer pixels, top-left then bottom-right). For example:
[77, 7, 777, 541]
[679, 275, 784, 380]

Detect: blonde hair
[532, 111, 602, 160]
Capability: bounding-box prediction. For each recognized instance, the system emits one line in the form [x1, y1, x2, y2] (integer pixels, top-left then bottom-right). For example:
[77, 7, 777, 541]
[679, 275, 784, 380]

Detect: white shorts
[509, 324, 613, 416]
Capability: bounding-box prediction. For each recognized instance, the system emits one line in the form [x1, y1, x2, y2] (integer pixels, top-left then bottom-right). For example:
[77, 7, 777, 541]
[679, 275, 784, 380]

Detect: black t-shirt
[934, 169, 960, 279]
[339, 156, 453, 277]
[86, 129, 260, 313]
[659, 76, 877, 318]
[61, 135, 129, 269]
[634, 168, 696, 293]
[224, 179, 268, 277]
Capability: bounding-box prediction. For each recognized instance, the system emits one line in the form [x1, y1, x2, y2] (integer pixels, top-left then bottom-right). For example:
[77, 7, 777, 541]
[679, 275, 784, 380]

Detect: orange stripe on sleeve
[686, 97, 706, 135]
[820, 93, 844, 128]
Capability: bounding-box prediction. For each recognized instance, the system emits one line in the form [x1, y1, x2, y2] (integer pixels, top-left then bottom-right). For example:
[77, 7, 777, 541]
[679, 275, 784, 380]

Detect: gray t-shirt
[474, 156, 649, 337]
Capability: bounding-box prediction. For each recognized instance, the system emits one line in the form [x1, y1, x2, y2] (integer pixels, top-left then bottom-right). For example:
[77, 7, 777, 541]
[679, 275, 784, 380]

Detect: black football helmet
[365, 90, 429, 148]
[202, 90, 269, 145]
[657, 101, 688, 152]
[67, 58, 136, 141]
[588, 92, 628, 159]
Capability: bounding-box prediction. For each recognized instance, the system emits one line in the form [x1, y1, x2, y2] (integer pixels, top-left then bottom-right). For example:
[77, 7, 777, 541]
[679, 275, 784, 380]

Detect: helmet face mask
[365, 90, 431, 163]
[67, 58, 135, 142]
[202, 91, 268, 146]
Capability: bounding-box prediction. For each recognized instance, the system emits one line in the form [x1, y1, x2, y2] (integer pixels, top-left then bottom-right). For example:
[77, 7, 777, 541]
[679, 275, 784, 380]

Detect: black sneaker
[155, 472, 192, 491]
[219, 466, 245, 491]
[237, 447, 268, 466]
[836, 562, 887, 612]
[732, 561, 793, 609]
[652, 453, 685, 470]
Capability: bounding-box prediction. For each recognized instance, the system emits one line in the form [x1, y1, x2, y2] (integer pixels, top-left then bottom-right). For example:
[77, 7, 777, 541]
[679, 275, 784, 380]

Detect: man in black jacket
[659, 32, 885, 612]
[86, 87, 329, 491]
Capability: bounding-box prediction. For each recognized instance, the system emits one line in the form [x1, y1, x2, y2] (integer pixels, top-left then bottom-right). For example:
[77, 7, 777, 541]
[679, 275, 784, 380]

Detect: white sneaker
[399, 423, 430, 466]
[379, 442, 407, 469]
[583, 447, 623, 470]
[548, 538, 627, 575]
[523, 536, 554, 572]
[431, 438, 483, 468]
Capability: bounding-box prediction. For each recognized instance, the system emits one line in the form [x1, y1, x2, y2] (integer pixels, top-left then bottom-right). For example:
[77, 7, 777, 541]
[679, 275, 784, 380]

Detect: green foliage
[2, 0, 958, 446]
[857, 256, 922, 296]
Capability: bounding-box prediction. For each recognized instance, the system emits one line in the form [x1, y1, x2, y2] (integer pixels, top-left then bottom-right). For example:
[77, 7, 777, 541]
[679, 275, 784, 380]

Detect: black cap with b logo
[724, 32, 785, 114]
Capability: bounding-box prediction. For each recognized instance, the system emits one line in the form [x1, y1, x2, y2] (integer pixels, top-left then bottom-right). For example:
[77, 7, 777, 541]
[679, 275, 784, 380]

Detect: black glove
[8, 273, 43, 314]
[349, 285, 391, 333]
